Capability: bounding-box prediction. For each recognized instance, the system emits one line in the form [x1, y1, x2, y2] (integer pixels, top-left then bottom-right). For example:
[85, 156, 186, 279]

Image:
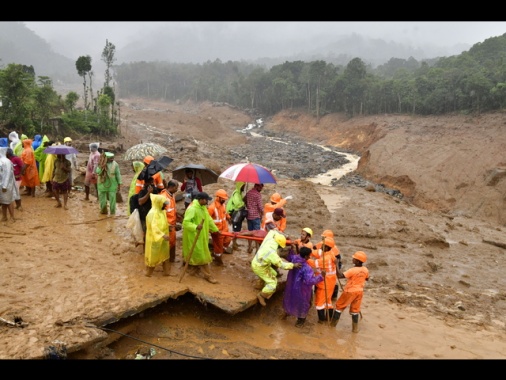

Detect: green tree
[101, 39, 116, 88]
[32, 76, 61, 133]
[64, 91, 79, 113]
[75, 55, 92, 110]
[0, 63, 35, 132]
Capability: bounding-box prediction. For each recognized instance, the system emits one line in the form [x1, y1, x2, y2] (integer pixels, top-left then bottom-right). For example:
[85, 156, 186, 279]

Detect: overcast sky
[23, 21, 506, 60]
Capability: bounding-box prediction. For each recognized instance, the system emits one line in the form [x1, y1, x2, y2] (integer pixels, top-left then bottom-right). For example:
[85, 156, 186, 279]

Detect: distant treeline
[115, 33, 506, 117]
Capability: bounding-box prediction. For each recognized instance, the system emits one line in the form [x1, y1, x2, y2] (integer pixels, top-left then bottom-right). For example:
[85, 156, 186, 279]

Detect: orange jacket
[208, 199, 230, 232]
[159, 189, 177, 226]
[262, 211, 286, 232]
[312, 241, 340, 259]
[134, 171, 163, 194]
[260, 198, 287, 229]
[293, 238, 314, 251]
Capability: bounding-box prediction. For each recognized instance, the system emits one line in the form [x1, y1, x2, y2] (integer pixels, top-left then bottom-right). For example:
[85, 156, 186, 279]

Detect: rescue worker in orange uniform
[260, 192, 292, 231]
[134, 155, 164, 194]
[308, 236, 338, 324]
[313, 229, 342, 300]
[208, 189, 232, 266]
[330, 251, 369, 333]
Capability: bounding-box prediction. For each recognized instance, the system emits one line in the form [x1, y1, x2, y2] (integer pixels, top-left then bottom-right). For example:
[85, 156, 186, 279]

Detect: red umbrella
[219, 162, 277, 184]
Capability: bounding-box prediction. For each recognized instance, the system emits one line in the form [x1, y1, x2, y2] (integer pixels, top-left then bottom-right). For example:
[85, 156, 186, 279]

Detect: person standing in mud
[0, 147, 18, 223]
[282, 246, 324, 327]
[182, 192, 220, 284]
[19, 138, 40, 197]
[208, 189, 231, 266]
[95, 152, 122, 215]
[51, 153, 72, 210]
[83, 143, 101, 201]
[330, 251, 369, 333]
[144, 193, 171, 277]
[308, 236, 338, 324]
[245, 183, 264, 254]
[225, 181, 246, 250]
[159, 179, 181, 263]
[6, 148, 24, 211]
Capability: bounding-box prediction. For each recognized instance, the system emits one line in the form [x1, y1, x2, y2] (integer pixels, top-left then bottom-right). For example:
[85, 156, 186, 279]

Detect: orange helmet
[270, 192, 281, 203]
[321, 229, 334, 238]
[143, 155, 154, 165]
[323, 237, 335, 248]
[215, 189, 228, 200]
[352, 251, 367, 263]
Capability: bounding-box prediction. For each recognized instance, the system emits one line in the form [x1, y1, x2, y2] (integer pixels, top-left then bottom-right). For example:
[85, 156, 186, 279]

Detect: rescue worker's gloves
[285, 195, 293, 200]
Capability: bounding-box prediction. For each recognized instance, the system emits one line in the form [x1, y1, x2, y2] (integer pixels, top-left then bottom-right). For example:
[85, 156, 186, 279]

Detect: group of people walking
[0, 132, 82, 220]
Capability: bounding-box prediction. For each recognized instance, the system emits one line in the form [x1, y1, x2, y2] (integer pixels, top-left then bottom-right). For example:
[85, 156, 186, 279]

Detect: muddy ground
[0, 98, 505, 360]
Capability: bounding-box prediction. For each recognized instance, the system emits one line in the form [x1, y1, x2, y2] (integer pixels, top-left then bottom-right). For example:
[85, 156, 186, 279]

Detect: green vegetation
[115, 33, 506, 117]
[0, 40, 118, 138]
[2, 33, 506, 137]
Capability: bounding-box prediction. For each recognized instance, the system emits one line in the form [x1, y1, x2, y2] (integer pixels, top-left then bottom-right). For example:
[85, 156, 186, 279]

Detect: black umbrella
[172, 163, 219, 186]
[138, 156, 173, 181]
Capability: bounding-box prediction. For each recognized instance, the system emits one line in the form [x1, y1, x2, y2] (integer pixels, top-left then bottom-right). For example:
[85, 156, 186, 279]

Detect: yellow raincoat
[144, 194, 170, 268]
[251, 230, 294, 296]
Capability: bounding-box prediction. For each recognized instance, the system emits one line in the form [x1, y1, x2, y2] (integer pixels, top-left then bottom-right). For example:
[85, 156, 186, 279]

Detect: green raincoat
[182, 198, 219, 265]
[226, 181, 245, 214]
[34, 135, 49, 182]
[127, 161, 144, 216]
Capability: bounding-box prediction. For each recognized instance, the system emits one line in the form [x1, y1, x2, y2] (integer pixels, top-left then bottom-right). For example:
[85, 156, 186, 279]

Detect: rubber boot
[145, 266, 155, 277]
[162, 260, 171, 276]
[317, 309, 327, 324]
[351, 313, 360, 333]
[330, 310, 342, 327]
[257, 292, 269, 306]
[169, 246, 176, 262]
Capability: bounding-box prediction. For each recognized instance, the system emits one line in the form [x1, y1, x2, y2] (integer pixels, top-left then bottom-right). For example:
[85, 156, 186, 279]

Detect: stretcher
[221, 231, 295, 245]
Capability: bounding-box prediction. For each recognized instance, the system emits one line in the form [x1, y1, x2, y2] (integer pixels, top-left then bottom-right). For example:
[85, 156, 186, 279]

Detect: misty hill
[0, 22, 81, 86]
[1, 22, 476, 91]
[117, 23, 471, 67]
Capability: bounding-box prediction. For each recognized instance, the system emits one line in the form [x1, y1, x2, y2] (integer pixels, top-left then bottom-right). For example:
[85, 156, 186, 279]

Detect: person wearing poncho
[282, 246, 323, 327]
[182, 192, 220, 284]
[34, 135, 50, 183]
[127, 161, 144, 216]
[95, 152, 122, 215]
[19, 139, 40, 197]
[251, 230, 301, 306]
[0, 147, 19, 222]
[144, 193, 171, 277]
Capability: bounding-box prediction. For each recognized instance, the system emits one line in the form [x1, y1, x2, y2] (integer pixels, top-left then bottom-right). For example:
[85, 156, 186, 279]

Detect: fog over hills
[2, 22, 505, 88]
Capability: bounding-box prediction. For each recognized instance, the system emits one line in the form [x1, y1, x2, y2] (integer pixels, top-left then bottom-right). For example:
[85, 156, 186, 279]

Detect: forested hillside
[114, 33, 506, 118]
